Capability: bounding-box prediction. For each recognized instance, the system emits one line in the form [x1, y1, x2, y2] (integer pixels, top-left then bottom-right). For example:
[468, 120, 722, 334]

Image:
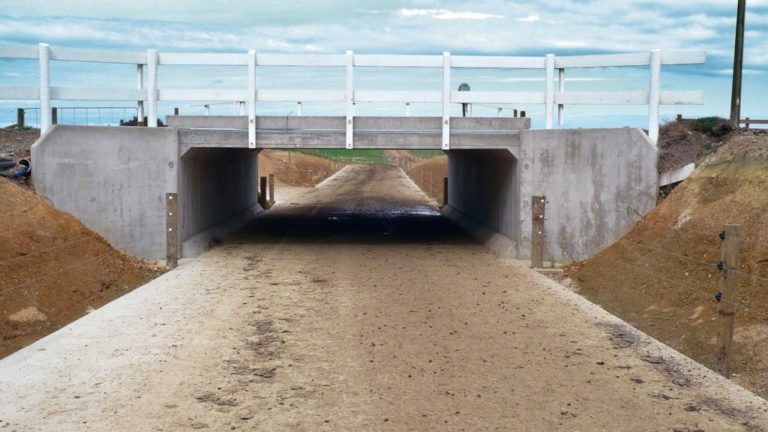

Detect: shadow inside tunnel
[230, 210, 475, 245]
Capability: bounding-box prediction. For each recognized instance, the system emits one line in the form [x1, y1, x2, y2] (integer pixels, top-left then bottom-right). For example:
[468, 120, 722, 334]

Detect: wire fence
[528, 198, 768, 380]
[17, 106, 138, 128]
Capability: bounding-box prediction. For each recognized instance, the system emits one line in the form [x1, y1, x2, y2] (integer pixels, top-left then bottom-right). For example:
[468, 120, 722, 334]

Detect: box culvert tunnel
[31, 119, 658, 263]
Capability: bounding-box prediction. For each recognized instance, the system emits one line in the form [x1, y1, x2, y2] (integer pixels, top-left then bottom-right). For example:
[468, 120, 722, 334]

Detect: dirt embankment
[570, 130, 768, 398]
[657, 117, 733, 173]
[258, 149, 341, 187]
[0, 126, 39, 159]
[386, 150, 448, 205]
[0, 178, 160, 358]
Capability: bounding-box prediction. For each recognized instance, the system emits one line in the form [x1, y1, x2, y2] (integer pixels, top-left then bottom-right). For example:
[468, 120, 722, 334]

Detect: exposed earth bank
[570, 129, 768, 398]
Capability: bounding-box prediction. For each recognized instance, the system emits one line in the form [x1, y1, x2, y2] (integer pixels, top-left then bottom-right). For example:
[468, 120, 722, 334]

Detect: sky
[0, 0, 766, 127]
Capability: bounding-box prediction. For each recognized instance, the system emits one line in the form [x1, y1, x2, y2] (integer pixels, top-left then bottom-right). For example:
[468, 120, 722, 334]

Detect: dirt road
[1, 165, 767, 431]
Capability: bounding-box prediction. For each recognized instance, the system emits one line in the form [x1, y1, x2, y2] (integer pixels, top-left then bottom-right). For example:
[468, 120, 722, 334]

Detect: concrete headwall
[31, 126, 178, 259]
[517, 128, 657, 262]
[445, 128, 657, 263]
[31, 126, 262, 260]
[179, 148, 261, 257]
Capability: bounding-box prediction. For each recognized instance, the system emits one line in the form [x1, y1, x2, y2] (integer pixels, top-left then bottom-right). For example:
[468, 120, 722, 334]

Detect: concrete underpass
[1, 164, 766, 430]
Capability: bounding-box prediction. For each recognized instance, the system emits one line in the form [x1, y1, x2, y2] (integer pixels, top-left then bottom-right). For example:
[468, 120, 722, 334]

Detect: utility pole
[730, 0, 747, 128]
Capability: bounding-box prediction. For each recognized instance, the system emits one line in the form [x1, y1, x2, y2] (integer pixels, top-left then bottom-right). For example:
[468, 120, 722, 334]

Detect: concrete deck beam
[175, 116, 527, 154]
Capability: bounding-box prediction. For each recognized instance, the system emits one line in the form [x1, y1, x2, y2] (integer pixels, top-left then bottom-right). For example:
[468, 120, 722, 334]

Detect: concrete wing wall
[31, 126, 178, 259]
[518, 128, 658, 262]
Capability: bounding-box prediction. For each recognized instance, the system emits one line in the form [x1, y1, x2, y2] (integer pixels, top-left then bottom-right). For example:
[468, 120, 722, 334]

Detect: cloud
[396, 8, 504, 20]
[516, 14, 541, 22]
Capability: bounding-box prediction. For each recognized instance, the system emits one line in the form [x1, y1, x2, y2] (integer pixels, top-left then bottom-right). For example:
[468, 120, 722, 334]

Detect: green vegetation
[296, 149, 387, 164]
[693, 116, 732, 138]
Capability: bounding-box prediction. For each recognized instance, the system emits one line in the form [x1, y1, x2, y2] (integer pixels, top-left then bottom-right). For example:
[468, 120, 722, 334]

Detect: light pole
[730, 0, 747, 128]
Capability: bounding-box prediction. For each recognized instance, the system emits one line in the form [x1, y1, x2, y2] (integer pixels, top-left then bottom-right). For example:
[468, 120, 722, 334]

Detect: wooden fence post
[716, 224, 740, 378]
[268, 174, 275, 206]
[531, 196, 546, 268]
[443, 177, 448, 206]
[259, 176, 268, 209]
[51, 107, 58, 125]
[17, 108, 24, 129]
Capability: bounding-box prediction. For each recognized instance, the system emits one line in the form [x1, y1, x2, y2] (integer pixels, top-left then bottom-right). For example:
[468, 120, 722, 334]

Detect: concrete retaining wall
[31, 126, 177, 259]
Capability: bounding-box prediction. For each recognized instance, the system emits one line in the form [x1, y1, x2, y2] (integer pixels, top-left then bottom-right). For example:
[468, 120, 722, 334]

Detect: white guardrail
[0, 43, 706, 149]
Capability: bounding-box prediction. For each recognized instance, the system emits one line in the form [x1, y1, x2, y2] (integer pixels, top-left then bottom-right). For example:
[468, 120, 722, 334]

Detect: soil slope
[571, 130, 768, 398]
[258, 149, 341, 187]
[0, 178, 159, 358]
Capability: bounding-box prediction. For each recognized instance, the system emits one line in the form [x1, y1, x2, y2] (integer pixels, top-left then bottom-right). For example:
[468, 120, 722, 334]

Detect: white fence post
[345, 50, 354, 149]
[248, 50, 256, 149]
[136, 64, 144, 125]
[38, 43, 51, 133]
[146, 49, 158, 127]
[405, 102, 411, 117]
[648, 49, 662, 146]
[203, 104, 210, 115]
[297, 101, 303, 116]
[545, 54, 555, 129]
[558, 68, 565, 126]
[442, 52, 451, 150]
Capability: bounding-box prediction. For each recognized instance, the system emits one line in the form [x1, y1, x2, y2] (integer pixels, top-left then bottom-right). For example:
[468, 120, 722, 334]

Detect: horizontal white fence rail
[0, 43, 706, 148]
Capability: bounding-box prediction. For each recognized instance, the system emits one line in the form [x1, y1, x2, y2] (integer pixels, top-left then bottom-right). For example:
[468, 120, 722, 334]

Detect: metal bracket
[166, 193, 179, 269]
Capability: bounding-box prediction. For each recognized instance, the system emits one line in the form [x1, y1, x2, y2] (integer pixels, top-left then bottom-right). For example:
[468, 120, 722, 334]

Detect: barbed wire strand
[0, 235, 98, 266]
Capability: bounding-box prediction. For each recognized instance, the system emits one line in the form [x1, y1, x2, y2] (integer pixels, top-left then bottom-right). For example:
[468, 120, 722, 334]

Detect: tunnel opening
[229, 164, 475, 247]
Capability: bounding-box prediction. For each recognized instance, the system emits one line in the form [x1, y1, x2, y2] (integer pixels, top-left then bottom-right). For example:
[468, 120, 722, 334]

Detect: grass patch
[296, 149, 387, 164]
[693, 117, 732, 138]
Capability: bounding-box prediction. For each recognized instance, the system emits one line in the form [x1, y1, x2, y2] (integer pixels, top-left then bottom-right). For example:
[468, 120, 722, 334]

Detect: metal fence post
[39, 43, 51, 134]
[531, 196, 546, 268]
[545, 54, 555, 129]
[716, 224, 740, 378]
[648, 49, 662, 145]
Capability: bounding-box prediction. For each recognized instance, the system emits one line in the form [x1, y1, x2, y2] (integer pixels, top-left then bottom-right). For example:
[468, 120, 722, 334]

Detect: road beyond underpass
[0, 165, 766, 431]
